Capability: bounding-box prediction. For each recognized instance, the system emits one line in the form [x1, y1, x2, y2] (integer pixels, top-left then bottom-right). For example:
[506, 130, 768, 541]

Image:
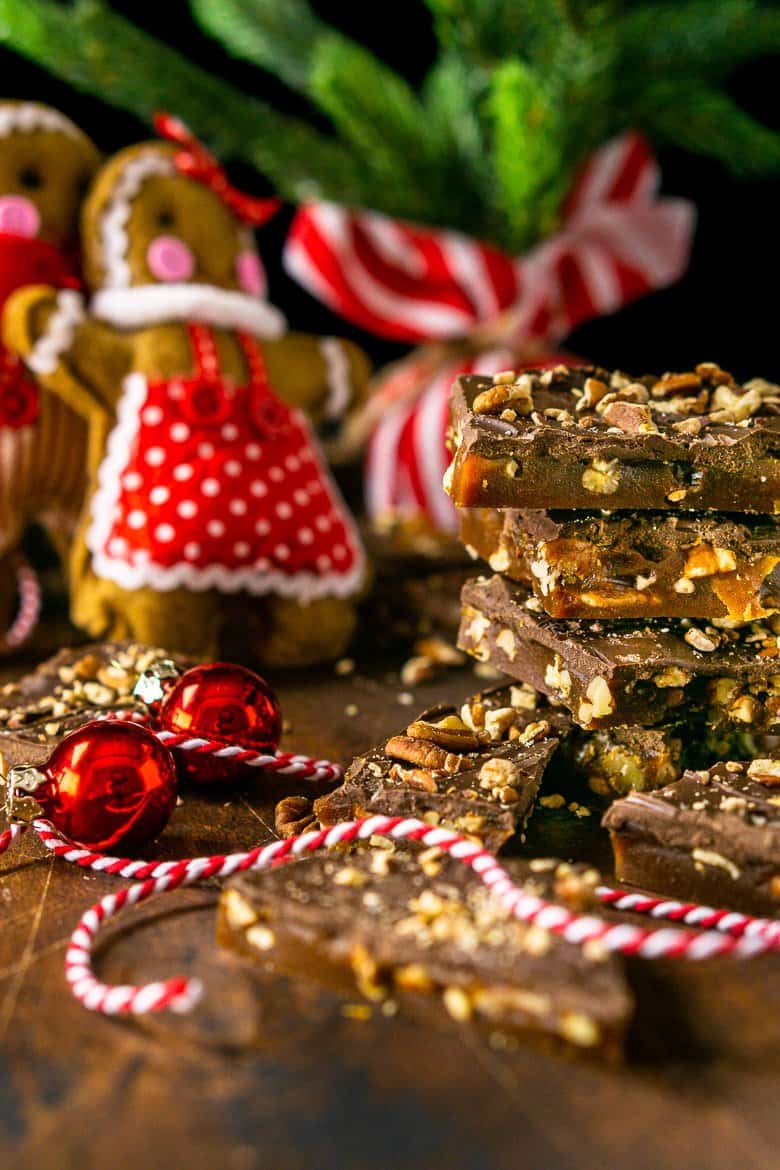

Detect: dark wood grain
[2, 638, 780, 1170]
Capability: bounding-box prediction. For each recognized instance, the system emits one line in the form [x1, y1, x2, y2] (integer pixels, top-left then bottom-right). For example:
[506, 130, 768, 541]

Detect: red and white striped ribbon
[284, 132, 694, 348]
[9, 814, 766, 1017]
[92, 713, 344, 784]
[364, 349, 572, 533]
[154, 730, 343, 783]
[285, 131, 695, 535]
[0, 558, 41, 654]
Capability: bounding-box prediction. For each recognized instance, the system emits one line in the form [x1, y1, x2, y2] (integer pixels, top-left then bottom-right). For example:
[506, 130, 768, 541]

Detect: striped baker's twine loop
[597, 887, 780, 947]
[0, 558, 41, 653]
[49, 814, 780, 1017]
[92, 715, 344, 783]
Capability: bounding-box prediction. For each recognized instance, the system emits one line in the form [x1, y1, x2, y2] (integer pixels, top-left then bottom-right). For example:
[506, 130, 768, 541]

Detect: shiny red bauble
[159, 663, 282, 786]
[34, 720, 178, 852]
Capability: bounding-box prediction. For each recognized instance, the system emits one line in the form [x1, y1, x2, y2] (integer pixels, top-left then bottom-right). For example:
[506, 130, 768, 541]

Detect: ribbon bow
[153, 112, 281, 228]
[283, 132, 695, 348]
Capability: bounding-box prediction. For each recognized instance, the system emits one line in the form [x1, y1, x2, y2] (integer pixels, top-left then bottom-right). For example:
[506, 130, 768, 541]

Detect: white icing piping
[90, 284, 287, 338]
[86, 373, 365, 601]
[26, 290, 86, 375]
[99, 150, 176, 289]
[319, 337, 353, 420]
[0, 102, 83, 139]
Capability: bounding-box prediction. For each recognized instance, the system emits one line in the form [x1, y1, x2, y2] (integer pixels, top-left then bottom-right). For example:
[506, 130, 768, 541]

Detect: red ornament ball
[35, 720, 178, 852]
[159, 662, 282, 786]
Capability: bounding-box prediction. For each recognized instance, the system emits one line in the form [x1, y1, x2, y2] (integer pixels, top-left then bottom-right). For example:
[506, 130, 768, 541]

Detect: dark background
[1, 0, 778, 381]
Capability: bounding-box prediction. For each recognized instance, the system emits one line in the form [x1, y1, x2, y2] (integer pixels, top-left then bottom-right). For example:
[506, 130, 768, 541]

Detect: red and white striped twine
[93, 713, 344, 785]
[0, 816, 763, 1016]
[154, 730, 343, 783]
[0, 559, 41, 654]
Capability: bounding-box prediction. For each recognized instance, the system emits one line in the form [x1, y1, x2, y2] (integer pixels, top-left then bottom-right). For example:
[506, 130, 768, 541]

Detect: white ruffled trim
[0, 102, 83, 139]
[99, 150, 176, 289]
[86, 373, 365, 602]
[26, 290, 85, 376]
[90, 285, 287, 339]
[319, 337, 353, 420]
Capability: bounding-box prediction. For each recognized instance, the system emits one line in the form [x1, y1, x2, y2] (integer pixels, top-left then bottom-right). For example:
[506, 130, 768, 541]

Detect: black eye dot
[18, 167, 43, 190]
[157, 209, 175, 228]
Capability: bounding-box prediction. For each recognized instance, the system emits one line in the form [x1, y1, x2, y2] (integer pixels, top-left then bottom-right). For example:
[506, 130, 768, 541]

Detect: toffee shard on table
[603, 759, 780, 916]
[0, 641, 188, 769]
[445, 365, 780, 513]
[459, 508, 780, 622]
[217, 847, 632, 1059]
[314, 686, 571, 852]
[458, 574, 780, 732]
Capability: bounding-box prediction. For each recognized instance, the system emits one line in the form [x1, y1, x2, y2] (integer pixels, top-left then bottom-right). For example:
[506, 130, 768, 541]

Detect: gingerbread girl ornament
[0, 101, 101, 649]
[4, 117, 370, 665]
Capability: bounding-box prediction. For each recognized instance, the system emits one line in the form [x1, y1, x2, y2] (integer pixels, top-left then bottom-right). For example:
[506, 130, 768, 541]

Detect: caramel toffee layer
[446, 364, 780, 512]
[218, 848, 632, 1056]
[458, 574, 780, 732]
[314, 686, 571, 852]
[0, 642, 186, 769]
[603, 760, 780, 916]
[459, 508, 780, 622]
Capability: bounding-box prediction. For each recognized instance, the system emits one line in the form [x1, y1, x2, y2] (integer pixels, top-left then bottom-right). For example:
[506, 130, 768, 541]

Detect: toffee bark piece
[566, 718, 768, 798]
[0, 642, 187, 770]
[458, 574, 780, 732]
[568, 724, 687, 798]
[603, 760, 780, 916]
[218, 848, 632, 1058]
[446, 365, 780, 513]
[459, 508, 780, 621]
[314, 686, 570, 852]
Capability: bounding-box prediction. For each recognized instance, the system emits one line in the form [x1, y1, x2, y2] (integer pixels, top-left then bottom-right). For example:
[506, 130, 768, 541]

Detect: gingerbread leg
[237, 596, 357, 669]
[70, 568, 223, 660]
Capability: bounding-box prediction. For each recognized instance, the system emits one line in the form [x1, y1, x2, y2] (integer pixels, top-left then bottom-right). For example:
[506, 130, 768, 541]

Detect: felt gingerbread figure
[0, 101, 101, 648]
[3, 116, 370, 665]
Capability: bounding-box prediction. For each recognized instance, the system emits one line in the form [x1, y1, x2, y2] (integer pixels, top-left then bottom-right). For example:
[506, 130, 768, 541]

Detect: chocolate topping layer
[458, 574, 780, 731]
[447, 365, 780, 513]
[315, 685, 571, 852]
[218, 847, 632, 1056]
[603, 760, 780, 914]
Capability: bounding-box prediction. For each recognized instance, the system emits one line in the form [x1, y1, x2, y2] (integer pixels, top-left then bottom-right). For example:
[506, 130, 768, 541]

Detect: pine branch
[307, 34, 451, 221]
[634, 80, 780, 176]
[420, 53, 501, 239]
[423, 0, 573, 63]
[0, 0, 369, 205]
[486, 59, 571, 251]
[189, 0, 322, 92]
[613, 1, 780, 82]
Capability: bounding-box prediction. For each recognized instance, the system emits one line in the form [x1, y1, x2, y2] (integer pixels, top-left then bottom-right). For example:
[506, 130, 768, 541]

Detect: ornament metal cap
[3, 764, 46, 820]
[133, 658, 180, 707]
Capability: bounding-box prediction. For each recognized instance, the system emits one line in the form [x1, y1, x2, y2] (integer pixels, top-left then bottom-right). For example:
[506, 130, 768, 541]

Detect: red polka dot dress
[86, 325, 365, 600]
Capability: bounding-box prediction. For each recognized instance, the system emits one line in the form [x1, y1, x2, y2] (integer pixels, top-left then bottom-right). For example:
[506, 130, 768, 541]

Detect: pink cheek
[146, 235, 195, 282]
[236, 250, 264, 296]
[0, 195, 41, 238]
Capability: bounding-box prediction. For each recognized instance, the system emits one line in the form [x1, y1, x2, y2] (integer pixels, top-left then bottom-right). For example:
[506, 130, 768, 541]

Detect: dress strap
[187, 323, 221, 380]
[235, 330, 269, 392]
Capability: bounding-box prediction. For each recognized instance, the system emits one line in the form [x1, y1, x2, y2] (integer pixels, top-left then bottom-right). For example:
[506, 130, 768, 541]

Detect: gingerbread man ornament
[4, 117, 370, 666]
[0, 101, 101, 648]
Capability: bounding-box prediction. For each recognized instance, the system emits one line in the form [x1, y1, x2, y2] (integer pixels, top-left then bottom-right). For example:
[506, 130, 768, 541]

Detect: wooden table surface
[2, 626, 780, 1170]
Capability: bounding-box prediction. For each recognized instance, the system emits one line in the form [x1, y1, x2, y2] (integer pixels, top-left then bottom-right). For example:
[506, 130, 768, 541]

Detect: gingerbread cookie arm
[2, 284, 133, 420]
[263, 332, 371, 430]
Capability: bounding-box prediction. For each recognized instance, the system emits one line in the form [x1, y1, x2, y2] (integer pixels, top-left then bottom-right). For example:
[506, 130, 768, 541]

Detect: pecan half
[406, 718, 481, 752]
[385, 735, 471, 773]
[274, 795, 316, 838]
